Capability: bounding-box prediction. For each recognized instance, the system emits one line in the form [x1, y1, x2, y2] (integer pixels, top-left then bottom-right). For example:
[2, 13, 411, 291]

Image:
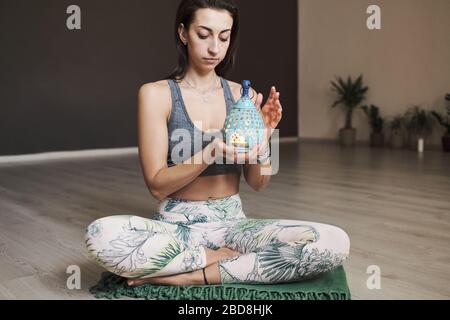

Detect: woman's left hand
[254, 86, 283, 138]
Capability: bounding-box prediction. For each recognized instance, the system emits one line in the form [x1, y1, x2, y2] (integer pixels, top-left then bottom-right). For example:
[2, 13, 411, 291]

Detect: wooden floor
[0, 141, 449, 300]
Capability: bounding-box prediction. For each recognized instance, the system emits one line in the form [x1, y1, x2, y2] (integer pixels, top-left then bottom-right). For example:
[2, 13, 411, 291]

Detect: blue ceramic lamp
[223, 80, 266, 153]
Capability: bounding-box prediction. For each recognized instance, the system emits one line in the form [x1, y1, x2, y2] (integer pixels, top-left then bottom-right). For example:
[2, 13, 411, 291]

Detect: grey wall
[0, 0, 298, 156]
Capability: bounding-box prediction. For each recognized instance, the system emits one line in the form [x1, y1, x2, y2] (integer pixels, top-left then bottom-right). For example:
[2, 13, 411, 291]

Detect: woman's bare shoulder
[138, 80, 172, 121]
[139, 79, 171, 94]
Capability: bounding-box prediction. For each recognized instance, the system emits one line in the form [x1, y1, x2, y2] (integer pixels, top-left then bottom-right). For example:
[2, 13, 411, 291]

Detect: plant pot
[390, 133, 404, 149]
[339, 128, 356, 147]
[370, 133, 384, 148]
[442, 135, 450, 152]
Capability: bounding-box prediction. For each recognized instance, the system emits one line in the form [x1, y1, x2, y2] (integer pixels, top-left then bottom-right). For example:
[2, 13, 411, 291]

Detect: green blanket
[89, 266, 351, 300]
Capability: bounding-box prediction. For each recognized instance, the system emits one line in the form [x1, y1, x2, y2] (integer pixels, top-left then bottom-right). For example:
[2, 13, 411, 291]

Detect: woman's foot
[127, 247, 242, 287]
[127, 269, 204, 287]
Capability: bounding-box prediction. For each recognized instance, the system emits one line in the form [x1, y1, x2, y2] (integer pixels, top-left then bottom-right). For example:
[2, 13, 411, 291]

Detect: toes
[127, 278, 151, 286]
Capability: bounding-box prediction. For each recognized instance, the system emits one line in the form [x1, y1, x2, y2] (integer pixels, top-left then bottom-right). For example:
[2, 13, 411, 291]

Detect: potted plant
[404, 105, 434, 152]
[388, 114, 405, 149]
[361, 104, 384, 147]
[430, 93, 450, 152]
[330, 74, 369, 146]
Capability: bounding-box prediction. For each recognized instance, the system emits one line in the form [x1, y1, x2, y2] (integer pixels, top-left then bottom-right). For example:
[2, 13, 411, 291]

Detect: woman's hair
[164, 0, 239, 81]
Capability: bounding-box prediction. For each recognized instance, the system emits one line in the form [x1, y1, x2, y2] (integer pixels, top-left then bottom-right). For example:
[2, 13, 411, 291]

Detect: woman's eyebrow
[197, 25, 231, 33]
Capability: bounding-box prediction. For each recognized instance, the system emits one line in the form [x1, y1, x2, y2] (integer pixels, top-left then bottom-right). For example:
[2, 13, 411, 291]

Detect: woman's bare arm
[137, 83, 216, 201]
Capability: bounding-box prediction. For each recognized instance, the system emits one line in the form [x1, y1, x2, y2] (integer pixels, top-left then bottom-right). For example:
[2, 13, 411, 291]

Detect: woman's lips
[203, 58, 219, 64]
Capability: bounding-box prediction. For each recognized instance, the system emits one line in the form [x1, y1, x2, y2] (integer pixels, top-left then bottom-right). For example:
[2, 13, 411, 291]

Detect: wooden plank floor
[0, 141, 449, 300]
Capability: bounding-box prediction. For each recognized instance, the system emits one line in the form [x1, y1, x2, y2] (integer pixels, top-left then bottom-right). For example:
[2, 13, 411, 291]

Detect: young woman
[85, 0, 350, 287]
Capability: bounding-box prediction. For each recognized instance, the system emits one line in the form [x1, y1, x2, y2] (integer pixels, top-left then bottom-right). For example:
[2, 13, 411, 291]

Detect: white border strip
[0, 147, 138, 164]
[0, 137, 299, 165]
[279, 136, 299, 143]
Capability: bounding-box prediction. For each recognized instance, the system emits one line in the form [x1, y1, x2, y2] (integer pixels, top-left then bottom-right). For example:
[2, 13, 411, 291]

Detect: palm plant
[361, 104, 384, 147]
[431, 108, 450, 135]
[389, 115, 405, 133]
[331, 74, 369, 146]
[430, 93, 450, 152]
[388, 114, 406, 148]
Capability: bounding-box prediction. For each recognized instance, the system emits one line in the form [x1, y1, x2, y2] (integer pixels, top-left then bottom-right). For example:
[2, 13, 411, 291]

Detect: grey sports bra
[166, 77, 243, 176]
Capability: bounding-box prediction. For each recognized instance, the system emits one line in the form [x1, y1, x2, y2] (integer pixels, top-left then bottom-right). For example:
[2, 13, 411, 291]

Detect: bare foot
[127, 269, 204, 287]
[126, 247, 242, 287]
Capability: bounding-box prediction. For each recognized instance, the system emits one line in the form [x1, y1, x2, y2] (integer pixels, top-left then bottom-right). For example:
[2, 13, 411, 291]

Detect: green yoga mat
[89, 266, 351, 300]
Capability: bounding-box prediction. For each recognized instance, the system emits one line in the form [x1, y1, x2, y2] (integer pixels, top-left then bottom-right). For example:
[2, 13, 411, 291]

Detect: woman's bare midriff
[167, 172, 241, 201]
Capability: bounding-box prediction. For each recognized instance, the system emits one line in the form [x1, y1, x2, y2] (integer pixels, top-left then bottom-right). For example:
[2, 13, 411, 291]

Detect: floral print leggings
[85, 194, 350, 284]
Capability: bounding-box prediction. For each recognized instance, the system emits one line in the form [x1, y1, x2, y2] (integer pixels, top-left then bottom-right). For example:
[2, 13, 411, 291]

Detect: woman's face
[180, 8, 233, 71]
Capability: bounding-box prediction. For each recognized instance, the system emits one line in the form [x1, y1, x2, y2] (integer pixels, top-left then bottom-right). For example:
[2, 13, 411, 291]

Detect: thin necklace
[183, 74, 219, 103]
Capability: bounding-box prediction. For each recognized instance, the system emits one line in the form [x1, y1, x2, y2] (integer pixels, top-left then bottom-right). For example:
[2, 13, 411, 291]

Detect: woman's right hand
[211, 138, 259, 165]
